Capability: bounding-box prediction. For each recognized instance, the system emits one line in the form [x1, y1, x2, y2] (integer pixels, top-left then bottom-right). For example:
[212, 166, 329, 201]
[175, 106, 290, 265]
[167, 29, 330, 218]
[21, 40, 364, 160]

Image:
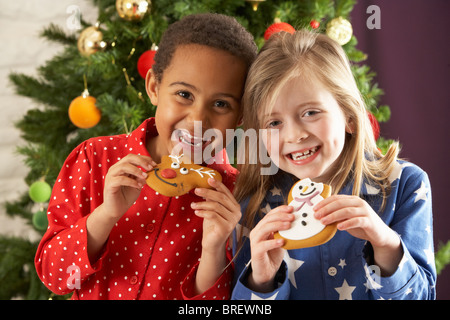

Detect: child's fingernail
[191, 202, 197, 208]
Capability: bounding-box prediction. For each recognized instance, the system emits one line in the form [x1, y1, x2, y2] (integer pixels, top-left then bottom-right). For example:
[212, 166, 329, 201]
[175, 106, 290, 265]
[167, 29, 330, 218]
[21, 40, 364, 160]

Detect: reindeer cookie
[274, 178, 337, 250]
[146, 155, 222, 197]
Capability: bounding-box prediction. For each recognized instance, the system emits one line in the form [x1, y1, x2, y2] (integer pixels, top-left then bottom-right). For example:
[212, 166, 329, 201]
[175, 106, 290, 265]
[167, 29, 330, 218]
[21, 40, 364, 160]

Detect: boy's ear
[237, 116, 244, 127]
[145, 69, 159, 106]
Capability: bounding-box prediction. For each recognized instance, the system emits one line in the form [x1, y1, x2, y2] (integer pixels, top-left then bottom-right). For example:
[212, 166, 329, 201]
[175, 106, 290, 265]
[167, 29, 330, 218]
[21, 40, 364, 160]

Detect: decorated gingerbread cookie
[146, 154, 222, 197]
[274, 178, 337, 250]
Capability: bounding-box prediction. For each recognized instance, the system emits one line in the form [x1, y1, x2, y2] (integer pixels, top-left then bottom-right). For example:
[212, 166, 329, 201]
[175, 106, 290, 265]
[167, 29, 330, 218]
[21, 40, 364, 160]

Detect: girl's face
[146, 44, 246, 163]
[261, 76, 350, 183]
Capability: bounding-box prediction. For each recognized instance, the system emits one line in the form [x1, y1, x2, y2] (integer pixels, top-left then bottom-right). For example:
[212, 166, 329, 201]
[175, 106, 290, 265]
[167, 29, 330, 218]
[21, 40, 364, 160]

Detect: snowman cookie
[274, 178, 337, 250]
[146, 154, 222, 197]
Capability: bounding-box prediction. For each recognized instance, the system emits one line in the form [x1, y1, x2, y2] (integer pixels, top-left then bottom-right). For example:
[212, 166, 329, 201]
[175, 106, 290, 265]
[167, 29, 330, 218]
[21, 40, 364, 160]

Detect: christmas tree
[2, 0, 395, 300]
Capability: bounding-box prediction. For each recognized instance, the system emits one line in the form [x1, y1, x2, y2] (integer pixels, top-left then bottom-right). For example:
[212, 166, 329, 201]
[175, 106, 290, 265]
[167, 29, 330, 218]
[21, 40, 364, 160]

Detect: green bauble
[29, 181, 52, 203]
[32, 210, 48, 231]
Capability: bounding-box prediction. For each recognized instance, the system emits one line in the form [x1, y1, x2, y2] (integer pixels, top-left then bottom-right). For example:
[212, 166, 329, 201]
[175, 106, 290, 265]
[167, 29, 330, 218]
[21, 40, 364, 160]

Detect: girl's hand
[313, 195, 402, 275]
[103, 154, 156, 221]
[191, 178, 241, 253]
[313, 195, 394, 247]
[247, 205, 295, 293]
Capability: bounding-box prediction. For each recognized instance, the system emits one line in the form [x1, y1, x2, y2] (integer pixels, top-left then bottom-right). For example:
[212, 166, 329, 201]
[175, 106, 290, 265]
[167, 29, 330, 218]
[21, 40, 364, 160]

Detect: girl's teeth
[291, 147, 318, 160]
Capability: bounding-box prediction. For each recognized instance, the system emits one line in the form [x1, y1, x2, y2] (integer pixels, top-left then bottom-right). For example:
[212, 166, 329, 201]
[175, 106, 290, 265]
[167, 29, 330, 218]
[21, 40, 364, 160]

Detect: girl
[231, 30, 436, 300]
[35, 13, 257, 300]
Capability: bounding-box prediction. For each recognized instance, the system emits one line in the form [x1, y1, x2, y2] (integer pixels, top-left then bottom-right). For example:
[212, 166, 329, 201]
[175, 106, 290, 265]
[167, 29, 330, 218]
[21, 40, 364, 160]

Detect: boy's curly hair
[152, 13, 257, 83]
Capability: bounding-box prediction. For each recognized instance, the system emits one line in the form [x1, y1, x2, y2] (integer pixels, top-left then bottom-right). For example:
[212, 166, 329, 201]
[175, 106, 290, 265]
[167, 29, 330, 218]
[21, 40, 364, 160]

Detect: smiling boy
[35, 13, 257, 300]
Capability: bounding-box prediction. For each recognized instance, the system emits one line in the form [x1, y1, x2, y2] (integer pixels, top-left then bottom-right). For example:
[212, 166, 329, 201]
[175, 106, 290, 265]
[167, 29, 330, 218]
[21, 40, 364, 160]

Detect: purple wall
[351, 0, 450, 299]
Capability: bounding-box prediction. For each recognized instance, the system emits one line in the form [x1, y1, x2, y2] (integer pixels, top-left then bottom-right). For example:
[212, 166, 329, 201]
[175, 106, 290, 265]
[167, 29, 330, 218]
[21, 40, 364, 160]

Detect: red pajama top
[35, 117, 237, 300]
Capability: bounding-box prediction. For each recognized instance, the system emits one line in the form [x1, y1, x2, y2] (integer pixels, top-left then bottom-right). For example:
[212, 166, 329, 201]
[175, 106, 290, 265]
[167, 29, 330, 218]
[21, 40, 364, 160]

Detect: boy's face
[146, 44, 246, 163]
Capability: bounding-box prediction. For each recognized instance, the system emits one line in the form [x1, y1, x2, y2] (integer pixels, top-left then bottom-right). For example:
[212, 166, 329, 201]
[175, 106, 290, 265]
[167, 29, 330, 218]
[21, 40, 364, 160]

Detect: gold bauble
[116, 0, 151, 21]
[246, 0, 266, 11]
[326, 17, 353, 46]
[77, 26, 106, 57]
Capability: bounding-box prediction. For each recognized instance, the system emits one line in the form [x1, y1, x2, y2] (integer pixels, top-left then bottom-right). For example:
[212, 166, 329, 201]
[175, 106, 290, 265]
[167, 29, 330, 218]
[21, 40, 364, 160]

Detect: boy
[35, 13, 257, 300]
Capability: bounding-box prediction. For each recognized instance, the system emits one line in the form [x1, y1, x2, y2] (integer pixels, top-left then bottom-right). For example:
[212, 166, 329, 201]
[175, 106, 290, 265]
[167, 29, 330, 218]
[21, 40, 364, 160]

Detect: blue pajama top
[231, 161, 436, 300]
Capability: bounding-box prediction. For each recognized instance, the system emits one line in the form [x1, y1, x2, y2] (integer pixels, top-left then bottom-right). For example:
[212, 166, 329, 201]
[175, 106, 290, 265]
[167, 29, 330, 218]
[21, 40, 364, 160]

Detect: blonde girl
[231, 30, 435, 300]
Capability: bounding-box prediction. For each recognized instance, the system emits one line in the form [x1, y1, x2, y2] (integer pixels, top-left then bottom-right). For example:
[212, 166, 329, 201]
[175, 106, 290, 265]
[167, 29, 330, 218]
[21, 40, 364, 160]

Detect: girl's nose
[286, 125, 308, 143]
[161, 168, 177, 179]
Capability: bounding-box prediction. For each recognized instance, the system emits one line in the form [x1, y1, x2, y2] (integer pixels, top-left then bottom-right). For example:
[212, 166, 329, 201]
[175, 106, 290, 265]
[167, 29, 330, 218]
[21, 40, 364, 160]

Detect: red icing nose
[160, 168, 177, 179]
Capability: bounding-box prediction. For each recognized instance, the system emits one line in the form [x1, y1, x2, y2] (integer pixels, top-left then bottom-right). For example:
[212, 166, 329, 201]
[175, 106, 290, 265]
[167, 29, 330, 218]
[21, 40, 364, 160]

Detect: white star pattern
[423, 245, 434, 265]
[283, 251, 304, 289]
[334, 279, 356, 300]
[398, 253, 409, 271]
[270, 186, 282, 197]
[414, 181, 429, 203]
[261, 203, 272, 214]
[338, 259, 347, 269]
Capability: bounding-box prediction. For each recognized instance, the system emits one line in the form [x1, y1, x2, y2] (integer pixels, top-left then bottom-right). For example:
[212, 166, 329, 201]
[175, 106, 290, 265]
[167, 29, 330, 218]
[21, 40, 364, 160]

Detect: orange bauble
[68, 95, 101, 129]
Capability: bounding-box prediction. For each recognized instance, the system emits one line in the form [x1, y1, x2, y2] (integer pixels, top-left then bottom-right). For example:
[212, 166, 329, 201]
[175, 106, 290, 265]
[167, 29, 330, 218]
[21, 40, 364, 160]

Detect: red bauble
[310, 20, 320, 29]
[264, 22, 295, 40]
[137, 49, 156, 79]
[367, 110, 380, 141]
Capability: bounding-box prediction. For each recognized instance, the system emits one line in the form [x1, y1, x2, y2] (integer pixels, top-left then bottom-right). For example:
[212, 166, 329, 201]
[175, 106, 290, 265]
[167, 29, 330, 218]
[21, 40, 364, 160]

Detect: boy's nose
[161, 168, 177, 179]
[188, 104, 209, 124]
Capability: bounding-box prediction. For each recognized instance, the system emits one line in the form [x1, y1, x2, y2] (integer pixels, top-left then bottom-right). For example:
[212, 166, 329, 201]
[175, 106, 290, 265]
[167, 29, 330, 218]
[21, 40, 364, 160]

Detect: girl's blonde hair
[235, 29, 399, 236]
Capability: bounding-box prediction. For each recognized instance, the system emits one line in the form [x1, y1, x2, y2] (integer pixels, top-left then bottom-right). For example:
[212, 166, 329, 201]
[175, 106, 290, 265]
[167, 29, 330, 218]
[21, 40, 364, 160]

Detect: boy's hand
[103, 154, 156, 221]
[191, 178, 241, 253]
[190, 178, 241, 294]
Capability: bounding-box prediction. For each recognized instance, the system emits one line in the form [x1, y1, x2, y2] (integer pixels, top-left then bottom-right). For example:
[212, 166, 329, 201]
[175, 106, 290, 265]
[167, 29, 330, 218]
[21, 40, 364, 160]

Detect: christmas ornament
[246, 0, 265, 11]
[68, 90, 101, 129]
[326, 17, 353, 46]
[116, 0, 151, 21]
[137, 45, 157, 79]
[367, 110, 380, 141]
[32, 210, 48, 231]
[310, 20, 320, 29]
[77, 25, 107, 57]
[29, 180, 52, 203]
[264, 22, 295, 41]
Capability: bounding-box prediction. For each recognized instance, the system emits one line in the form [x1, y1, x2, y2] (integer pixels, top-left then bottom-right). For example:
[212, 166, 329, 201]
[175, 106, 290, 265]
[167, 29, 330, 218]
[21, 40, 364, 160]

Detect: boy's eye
[214, 100, 230, 109]
[176, 91, 192, 100]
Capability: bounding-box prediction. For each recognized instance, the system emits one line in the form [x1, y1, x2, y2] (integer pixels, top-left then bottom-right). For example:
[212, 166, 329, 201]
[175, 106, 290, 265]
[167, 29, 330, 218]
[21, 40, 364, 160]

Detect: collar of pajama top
[231, 161, 436, 300]
[35, 117, 237, 300]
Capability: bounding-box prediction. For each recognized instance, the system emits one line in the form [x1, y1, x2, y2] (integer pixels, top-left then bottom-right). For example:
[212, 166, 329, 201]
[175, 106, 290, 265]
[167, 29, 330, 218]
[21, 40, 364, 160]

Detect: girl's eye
[304, 110, 320, 117]
[267, 120, 281, 128]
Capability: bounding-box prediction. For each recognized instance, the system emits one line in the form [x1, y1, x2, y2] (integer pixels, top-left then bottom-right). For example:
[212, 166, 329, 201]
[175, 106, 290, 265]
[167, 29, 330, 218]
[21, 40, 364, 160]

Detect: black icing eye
[180, 167, 189, 175]
[298, 184, 304, 190]
[171, 162, 180, 169]
[311, 182, 315, 186]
